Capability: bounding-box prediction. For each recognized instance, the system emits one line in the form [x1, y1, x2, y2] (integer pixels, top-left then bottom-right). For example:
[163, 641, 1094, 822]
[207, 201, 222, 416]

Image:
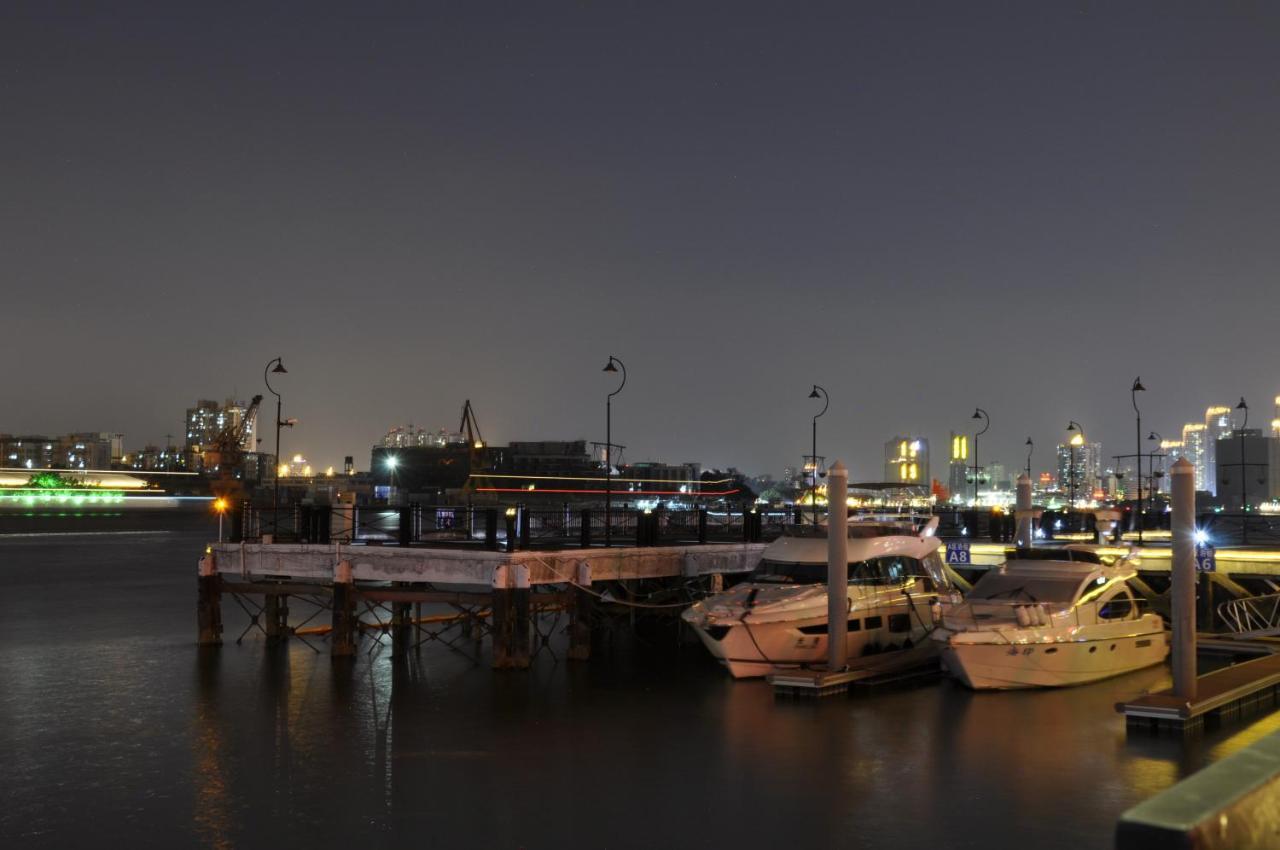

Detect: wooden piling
[264, 592, 289, 645]
[331, 559, 356, 658]
[569, 562, 593, 661]
[197, 553, 223, 646]
[491, 564, 532, 669]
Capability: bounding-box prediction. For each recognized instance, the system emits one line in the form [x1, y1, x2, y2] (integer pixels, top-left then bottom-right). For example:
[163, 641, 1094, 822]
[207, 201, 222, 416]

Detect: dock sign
[945, 540, 971, 565]
[1195, 544, 1216, 573]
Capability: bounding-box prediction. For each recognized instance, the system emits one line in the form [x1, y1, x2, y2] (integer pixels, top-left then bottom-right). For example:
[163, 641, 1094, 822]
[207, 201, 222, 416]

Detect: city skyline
[4, 4, 1280, 480]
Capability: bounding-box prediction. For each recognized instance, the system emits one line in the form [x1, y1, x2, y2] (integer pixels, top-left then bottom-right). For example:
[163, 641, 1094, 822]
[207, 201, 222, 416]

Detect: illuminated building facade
[1215, 430, 1277, 511]
[884, 436, 929, 487]
[1181, 423, 1208, 492]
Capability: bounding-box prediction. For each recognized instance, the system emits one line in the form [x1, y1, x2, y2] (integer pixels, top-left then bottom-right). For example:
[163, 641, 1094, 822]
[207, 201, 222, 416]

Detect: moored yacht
[935, 546, 1168, 690]
[682, 516, 959, 678]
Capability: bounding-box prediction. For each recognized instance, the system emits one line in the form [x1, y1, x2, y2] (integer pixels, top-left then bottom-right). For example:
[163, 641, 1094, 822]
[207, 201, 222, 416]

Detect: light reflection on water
[2, 529, 1279, 849]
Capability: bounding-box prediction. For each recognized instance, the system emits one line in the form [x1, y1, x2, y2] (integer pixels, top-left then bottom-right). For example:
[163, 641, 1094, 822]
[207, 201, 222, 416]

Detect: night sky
[5, 2, 1280, 480]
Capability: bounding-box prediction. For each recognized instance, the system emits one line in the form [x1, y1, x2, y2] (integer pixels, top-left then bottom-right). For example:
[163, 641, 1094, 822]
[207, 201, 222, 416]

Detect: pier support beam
[392, 588, 413, 658]
[197, 553, 223, 646]
[1171, 458, 1197, 701]
[491, 564, 532, 669]
[331, 559, 356, 658]
[569, 562, 594, 661]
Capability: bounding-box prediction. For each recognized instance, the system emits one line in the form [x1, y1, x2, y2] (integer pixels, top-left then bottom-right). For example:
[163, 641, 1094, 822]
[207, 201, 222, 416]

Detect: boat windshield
[1005, 547, 1102, 564]
[966, 573, 1081, 604]
[752, 555, 930, 586]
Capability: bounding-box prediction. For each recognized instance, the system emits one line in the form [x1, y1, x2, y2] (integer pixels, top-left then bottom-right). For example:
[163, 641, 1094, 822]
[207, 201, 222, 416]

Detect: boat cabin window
[967, 573, 1082, 604]
[1098, 592, 1136, 621]
[752, 556, 928, 586]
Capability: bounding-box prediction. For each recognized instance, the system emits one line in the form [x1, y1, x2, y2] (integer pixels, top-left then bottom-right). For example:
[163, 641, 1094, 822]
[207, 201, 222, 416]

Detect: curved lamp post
[1066, 420, 1085, 508]
[602, 356, 626, 547]
[1132, 377, 1147, 542]
[264, 357, 289, 529]
[1025, 437, 1034, 482]
[808, 385, 829, 525]
[971, 408, 990, 506]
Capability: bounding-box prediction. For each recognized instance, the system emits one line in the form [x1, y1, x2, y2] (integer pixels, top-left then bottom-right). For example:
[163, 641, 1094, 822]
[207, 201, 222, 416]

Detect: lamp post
[1025, 437, 1034, 482]
[602, 356, 626, 548]
[808, 385, 829, 525]
[1132, 377, 1147, 543]
[971, 408, 989, 506]
[213, 497, 228, 542]
[1067, 420, 1085, 509]
[264, 357, 289, 531]
[1235, 397, 1249, 544]
[386, 455, 398, 503]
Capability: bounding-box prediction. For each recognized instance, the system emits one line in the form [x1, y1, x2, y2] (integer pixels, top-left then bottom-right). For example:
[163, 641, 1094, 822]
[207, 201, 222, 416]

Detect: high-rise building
[1056, 440, 1102, 503]
[1181, 423, 1208, 492]
[884, 436, 929, 487]
[1156, 439, 1183, 495]
[1215, 429, 1276, 511]
[947, 432, 969, 503]
[1204, 405, 1233, 496]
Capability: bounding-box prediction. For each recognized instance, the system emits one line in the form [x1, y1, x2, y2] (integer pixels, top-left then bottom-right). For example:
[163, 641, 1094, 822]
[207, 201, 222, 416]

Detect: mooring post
[1171, 458, 1197, 701]
[569, 561, 593, 661]
[827, 461, 849, 673]
[512, 563, 531, 666]
[1014, 474, 1034, 548]
[264, 589, 288, 645]
[197, 551, 223, 646]
[331, 559, 356, 658]
[697, 508, 708, 544]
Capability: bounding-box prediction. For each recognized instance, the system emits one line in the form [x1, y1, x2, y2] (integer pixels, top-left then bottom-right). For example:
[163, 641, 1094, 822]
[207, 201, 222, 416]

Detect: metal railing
[1218, 592, 1280, 637]
[228, 502, 785, 551]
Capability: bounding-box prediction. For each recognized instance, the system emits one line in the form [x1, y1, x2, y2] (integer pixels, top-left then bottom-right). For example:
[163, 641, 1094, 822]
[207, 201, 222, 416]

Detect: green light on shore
[0, 488, 124, 504]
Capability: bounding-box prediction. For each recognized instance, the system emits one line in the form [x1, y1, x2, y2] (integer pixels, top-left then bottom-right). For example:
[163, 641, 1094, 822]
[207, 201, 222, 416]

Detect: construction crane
[204, 395, 263, 478]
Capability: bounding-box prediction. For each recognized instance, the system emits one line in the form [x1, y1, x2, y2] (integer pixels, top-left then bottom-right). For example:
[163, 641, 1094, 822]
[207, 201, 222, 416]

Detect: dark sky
[4, 2, 1280, 480]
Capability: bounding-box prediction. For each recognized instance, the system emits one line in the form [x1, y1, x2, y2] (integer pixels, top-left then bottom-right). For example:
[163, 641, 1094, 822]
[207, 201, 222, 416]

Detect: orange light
[212, 498, 228, 513]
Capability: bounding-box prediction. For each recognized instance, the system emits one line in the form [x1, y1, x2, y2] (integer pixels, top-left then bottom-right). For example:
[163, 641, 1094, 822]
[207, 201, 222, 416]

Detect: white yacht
[935, 546, 1168, 690]
[682, 516, 959, 679]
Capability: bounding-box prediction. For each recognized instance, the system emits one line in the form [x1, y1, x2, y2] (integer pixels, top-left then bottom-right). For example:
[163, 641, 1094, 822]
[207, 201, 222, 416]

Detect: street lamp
[386, 454, 398, 503]
[1066, 421, 1085, 509]
[808, 385, 829, 525]
[602, 355, 626, 547]
[264, 357, 289, 532]
[971, 408, 989, 506]
[1132, 377, 1146, 543]
[1025, 437, 1034, 482]
[213, 497, 228, 542]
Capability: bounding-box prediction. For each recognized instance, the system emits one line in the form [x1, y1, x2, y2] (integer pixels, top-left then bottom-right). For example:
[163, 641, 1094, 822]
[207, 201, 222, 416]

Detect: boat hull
[689, 599, 940, 679]
[941, 631, 1169, 690]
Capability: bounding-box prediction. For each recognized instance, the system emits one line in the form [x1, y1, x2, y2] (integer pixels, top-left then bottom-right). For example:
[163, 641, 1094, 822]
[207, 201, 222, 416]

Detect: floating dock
[1117, 653, 1280, 734]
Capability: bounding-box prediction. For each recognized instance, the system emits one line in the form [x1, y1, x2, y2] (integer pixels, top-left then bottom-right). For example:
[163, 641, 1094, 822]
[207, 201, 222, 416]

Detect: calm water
[2, 521, 1277, 849]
